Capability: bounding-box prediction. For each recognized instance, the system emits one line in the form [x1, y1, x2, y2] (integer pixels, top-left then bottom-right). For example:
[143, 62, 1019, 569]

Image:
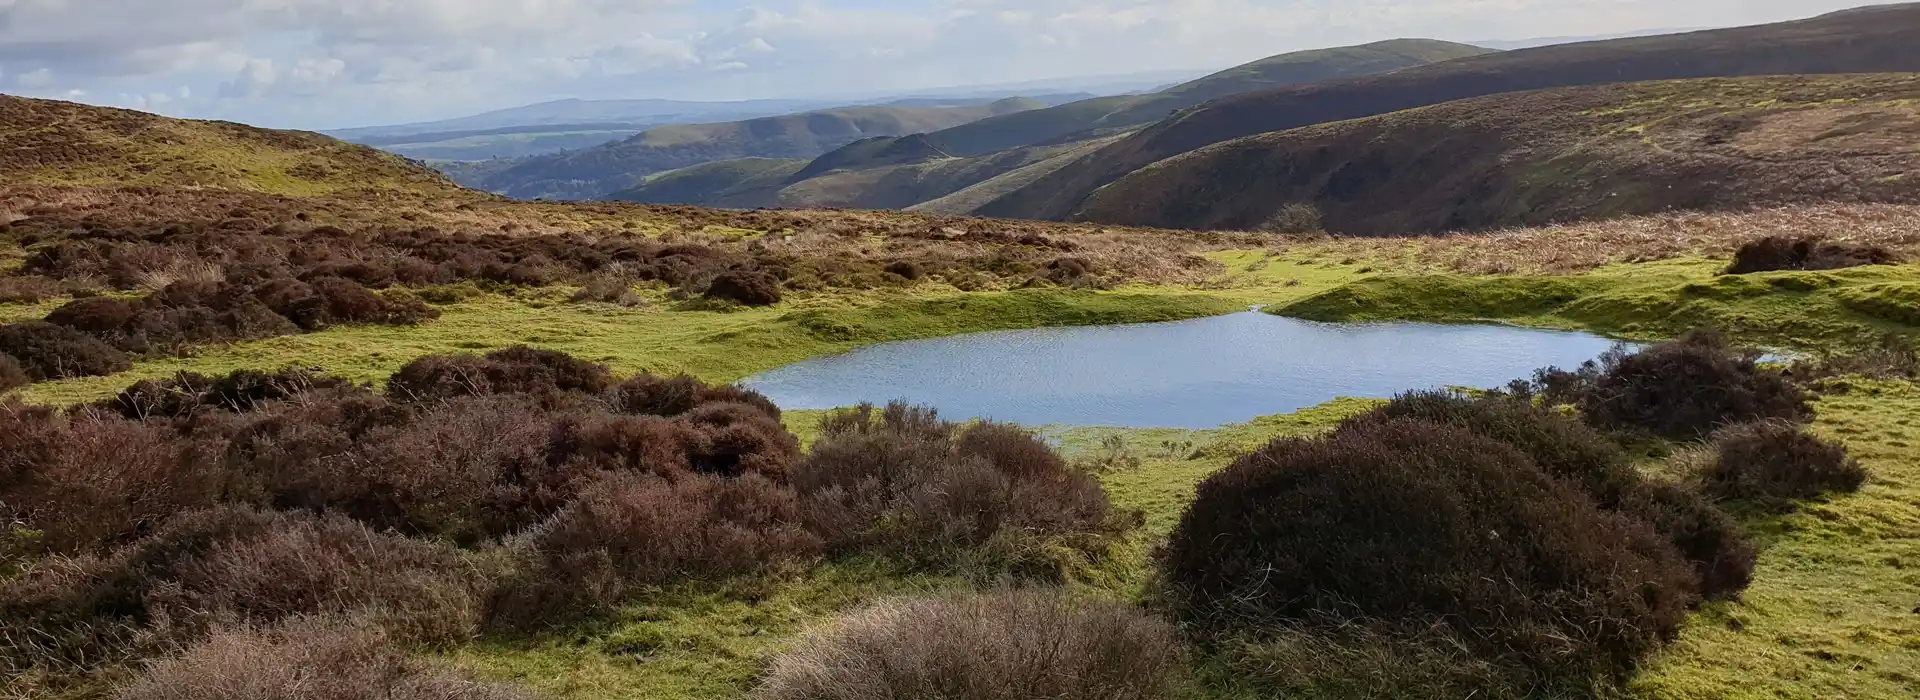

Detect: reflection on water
[742, 312, 1625, 428]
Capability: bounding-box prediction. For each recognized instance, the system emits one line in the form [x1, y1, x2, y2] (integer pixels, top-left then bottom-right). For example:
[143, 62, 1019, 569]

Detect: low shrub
[385, 346, 611, 402]
[500, 472, 819, 623]
[0, 353, 26, 392]
[1538, 331, 1810, 439]
[1217, 622, 1576, 700]
[0, 508, 486, 681]
[1724, 235, 1899, 275]
[308, 276, 440, 327]
[609, 373, 781, 420]
[1357, 391, 1756, 599]
[705, 269, 782, 306]
[98, 368, 356, 419]
[112, 619, 534, 700]
[755, 589, 1184, 700]
[0, 412, 231, 553]
[0, 320, 132, 380]
[792, 402, 1119, 574]
[1702, 420, 1868, 500]
[883, 260, 923, 280]
[571, 274, 642, 306]
[1161, 418, 1697, 682]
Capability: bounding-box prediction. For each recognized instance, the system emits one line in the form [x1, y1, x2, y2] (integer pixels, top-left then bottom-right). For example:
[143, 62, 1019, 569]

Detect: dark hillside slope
[470, 98, 1044, 200]
[1076, 74, 1920, 234]
[924, 39, 1492, 158]
[979, 3, 1920, 221]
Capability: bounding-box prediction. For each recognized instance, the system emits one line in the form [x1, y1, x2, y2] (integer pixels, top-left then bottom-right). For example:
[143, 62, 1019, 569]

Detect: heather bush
[500, 472, 820, 623]
[609, 373, 781, 419]
[756, 589, 1184, 700]
[1724, 235, 1899, 275]
[386, 345, 611, 402]
[1357, 391, 1756, 599]
[99, 368, 355, 419]
[705, 268, 782, 306]
[1538, 332, 1811, 439]
[1702, 420, 1868, 500]
[0, 353, 26, 392]
[792, 402, 1119, 574]
[112, 619, 534, 700]
[0, 412, 231, 553]
[0, 508, 486, 681]
[679, 401, 802, 479]
[308, 276, 439, 326]
[0, 320, 132, 380]
[1161, 418, 1697, 682]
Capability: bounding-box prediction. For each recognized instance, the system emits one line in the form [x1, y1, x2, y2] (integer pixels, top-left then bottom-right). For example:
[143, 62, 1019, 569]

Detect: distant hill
[1075, 74, 1920, 234]
[460, 98, 1048, 200]
[977, 3, 1920, 222]
[326, 98, 829, 141]
[922, 39, 1495, 158]
[0, 94, 457, 197]
[612, 158, 809, 209]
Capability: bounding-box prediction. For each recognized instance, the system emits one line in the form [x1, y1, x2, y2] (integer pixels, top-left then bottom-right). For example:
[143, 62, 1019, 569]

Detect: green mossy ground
[5, 247, 1916, 699]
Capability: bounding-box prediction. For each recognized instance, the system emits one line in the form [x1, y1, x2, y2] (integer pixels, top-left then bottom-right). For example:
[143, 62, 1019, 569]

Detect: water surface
[742, 312, 1622, 428]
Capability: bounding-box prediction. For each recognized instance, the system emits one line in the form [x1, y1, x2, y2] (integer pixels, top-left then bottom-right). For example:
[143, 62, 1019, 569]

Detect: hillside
[978, 2, 1920, 221]
[1077, 74, 1920, 233]
[458, 98, 1047, 200]
[611, 158, 808, 209]
[923, 39, 1493, 158]
[0, 95, 457, 197]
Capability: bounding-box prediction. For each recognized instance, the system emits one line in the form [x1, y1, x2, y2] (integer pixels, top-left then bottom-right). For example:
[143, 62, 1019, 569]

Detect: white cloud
[0, 0, 1894, 128]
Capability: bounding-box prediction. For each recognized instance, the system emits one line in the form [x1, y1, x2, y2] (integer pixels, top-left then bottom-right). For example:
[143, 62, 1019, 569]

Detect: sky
[0, 0, 1895, 130]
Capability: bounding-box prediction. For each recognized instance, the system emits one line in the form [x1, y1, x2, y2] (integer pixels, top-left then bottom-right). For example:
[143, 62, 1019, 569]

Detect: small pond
[741, 312, 1626, 428]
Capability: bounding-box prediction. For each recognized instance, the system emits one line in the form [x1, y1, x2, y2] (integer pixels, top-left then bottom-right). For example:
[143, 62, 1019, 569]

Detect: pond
[741, 312, 1626, 428]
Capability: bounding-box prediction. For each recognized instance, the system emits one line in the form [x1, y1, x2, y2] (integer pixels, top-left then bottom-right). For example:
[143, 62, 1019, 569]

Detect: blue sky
[0, 1, 1888, 130]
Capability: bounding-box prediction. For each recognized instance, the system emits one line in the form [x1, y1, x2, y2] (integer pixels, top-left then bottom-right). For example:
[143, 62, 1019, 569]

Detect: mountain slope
[0, 95, 457, 197]
[923, 39, 1494, 158]
[1076, 74, 1920, 234]
[463, 98, 1046, 200]
[978, 3, 1920, 221]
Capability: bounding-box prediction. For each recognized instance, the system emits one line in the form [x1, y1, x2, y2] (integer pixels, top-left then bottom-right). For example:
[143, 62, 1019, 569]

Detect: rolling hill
[920, 39, 1495, 158]
[977, 3, 1920, 222]
[1075, 74, 1920, 234]
[0, 95, 456, 197]
[458, 98, 1048, 200]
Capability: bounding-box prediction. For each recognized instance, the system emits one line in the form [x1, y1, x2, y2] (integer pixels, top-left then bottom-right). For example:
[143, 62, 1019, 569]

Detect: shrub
[0, 508, 487, 681]
[309, 276, 439, 326]
[756, 589, 1184, 700]
[385, 346, 611, 402]
[1259, 202, 1325, 234]
[0, 413, 231, 553]
[112, 620, 534, 700]
[1724, 235, 1899, 275]
[1547, 332, 1811, 439]
[1161, 418, 1697, 681]
[1357, 391, 1757, 599]
[0, 321, 132, 380]
[571, 274, 642, 306]
[484, 345, 613, 395]
[883, 260, 923, 280]
[501, 472, 819, 622]
[792, 403, 1118, 573]
[1218, 622, 1577, 700]
[0, 353, 26, 392]
[679, 402, 802, 480]
[705, 269, 782, 306]
[98, 368, 355, 420]
[609, 373, 780, 419]
[1702, 420, 1868, 501]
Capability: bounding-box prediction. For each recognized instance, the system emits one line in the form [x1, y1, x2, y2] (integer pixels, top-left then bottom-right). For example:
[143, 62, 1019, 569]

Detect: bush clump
[1701, 420, 1868, 501]
[1535, 331, 1810, 439]
[609, 373, 780, 419]
[112, 620, 534, 700]
[385, 345, 612, 402]
[500, 472, 820, 623]
[0, 410, 231, 553]
[98, 368, 355, 419]
[0, 320, 132, 380]
[1161, 417, 1698, 684]
[792, 402, 1119, 574]
[0, 353, 26, 392]
[704, 268, 783, 306]
[1358, 390, 1756, 599]
[1724, 235, 1899, 275]
[756, 589, 1184, 700]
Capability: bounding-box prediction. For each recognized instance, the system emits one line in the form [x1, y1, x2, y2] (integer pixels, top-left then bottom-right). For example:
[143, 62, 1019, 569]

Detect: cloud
[0, 0, 1892, 129]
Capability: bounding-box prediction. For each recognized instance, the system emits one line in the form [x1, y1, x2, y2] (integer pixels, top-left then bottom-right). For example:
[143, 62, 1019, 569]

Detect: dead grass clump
[570, 274, 642, 306]
[792, 402, 1120, 575]
[0, 320, 131, 380]
[1701, 420, 1868, 501]
[112, 619, 534, 700]
[756, 589, 1184, 700]
[499, 472, 819, 624]
[1161, 418, 1698, 684]
[1723, 235, 1900, 274]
